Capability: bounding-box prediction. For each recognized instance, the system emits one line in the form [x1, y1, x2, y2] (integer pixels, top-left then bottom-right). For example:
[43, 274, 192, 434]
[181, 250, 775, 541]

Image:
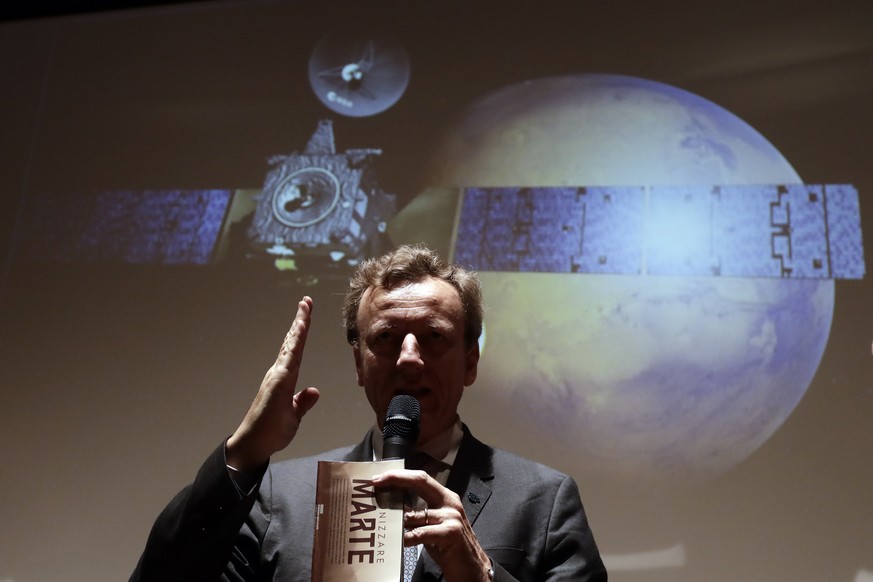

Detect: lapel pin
[467, 492, 481, 504]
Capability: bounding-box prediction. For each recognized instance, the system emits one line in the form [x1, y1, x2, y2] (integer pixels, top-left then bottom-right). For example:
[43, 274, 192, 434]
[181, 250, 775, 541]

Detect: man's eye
[422, 331, 447, 344]
[374, 331, 394, 344]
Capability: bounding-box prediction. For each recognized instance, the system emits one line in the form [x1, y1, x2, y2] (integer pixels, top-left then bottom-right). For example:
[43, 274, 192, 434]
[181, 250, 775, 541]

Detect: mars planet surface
[424, 74, 834, 483]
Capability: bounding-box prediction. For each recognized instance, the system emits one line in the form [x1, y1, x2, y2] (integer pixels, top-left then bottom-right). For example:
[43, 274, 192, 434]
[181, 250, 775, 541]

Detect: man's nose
[396, 333, 424, 370]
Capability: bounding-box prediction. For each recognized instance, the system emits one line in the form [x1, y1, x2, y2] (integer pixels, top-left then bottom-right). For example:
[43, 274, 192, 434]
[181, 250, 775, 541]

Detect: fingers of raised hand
[292, 386, 320, 419]
[278, 297, 312, 359]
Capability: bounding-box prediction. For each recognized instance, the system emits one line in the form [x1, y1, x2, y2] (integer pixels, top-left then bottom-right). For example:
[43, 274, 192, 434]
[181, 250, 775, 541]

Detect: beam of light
[601, 543, 686, 571]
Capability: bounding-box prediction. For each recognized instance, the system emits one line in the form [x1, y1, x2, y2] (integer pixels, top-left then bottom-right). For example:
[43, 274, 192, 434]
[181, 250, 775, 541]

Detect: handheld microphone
[382, 395, 420, 462]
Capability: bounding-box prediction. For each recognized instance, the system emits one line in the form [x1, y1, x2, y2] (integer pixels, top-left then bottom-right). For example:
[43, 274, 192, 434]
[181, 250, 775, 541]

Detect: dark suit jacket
[132, 425, 606, 581]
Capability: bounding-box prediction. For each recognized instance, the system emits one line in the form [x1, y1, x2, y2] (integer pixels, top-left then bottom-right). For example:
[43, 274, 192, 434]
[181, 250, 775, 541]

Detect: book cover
[311, 459, 406, 582]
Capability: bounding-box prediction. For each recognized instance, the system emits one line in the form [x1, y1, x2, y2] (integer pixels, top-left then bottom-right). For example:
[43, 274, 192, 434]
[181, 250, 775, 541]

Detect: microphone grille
[383, 394, 421, 439]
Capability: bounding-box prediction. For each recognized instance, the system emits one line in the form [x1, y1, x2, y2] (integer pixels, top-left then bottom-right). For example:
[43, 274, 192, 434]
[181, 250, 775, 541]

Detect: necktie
[407, 451, 441, 472]
[403, 544, 419, 582]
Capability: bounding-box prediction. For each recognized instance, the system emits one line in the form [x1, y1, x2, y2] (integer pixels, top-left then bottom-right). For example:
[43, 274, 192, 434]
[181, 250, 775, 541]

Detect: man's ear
[464, 342, 480, 387]
[353, 344, 364, 387]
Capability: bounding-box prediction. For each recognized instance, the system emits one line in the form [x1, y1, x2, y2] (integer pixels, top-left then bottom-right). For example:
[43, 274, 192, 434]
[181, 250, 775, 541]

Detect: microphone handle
[383, 436, 414, 463]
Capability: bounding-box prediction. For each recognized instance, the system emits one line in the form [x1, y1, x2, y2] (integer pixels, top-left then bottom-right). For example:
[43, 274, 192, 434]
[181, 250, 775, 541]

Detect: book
[311, 459, 406, 582]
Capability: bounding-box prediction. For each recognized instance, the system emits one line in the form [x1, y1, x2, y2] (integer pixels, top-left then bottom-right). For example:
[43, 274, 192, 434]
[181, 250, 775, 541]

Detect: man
[132, 245, 607, 581]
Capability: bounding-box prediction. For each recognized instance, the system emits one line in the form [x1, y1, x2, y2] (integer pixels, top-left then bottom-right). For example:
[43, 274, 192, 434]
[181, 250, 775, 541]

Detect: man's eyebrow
[366, 321, 396, 334]
[425, 318, 453, 330]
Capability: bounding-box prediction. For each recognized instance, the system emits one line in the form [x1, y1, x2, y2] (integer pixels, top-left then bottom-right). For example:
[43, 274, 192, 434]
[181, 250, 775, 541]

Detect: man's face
[353, 276, 479, 446]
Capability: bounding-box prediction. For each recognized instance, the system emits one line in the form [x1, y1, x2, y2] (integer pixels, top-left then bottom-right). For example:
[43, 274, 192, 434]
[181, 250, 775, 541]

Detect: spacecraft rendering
[10, 122, 865, 281]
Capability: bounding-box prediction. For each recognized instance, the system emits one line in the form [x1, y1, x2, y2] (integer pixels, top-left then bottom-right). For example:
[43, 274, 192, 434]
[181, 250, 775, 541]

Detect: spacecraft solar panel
[455, 186, 648, 274]
[14, 189, 232, 265]
[454, 184, 865, 279]
[824, 184, 866, 279]
[570, 186, 646, 274]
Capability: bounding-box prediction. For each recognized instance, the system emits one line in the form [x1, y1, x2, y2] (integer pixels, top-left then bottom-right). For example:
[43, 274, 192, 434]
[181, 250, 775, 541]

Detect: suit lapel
[342, 428, 375, 462]
[447, 425, 495, 524]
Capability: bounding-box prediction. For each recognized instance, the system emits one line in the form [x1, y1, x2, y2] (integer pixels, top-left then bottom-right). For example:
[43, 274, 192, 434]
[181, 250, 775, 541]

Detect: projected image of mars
[424, 74, 841, 483]
[7, 71, 862, 487]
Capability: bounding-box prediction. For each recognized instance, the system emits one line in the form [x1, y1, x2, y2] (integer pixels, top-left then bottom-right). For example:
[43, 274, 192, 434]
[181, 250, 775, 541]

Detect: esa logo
[327, 91, 353, 108]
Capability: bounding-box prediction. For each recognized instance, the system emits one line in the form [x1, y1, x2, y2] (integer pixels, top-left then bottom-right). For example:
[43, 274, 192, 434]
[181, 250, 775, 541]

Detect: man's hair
[343, 244, 483, 348]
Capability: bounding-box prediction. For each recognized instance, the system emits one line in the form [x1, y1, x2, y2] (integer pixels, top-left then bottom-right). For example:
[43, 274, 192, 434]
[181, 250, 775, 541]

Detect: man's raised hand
[226, 297, 320, 471]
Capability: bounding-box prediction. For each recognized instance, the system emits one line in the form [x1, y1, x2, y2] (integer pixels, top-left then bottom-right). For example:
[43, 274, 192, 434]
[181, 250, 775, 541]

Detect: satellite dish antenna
[309, 31, 410, 117]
